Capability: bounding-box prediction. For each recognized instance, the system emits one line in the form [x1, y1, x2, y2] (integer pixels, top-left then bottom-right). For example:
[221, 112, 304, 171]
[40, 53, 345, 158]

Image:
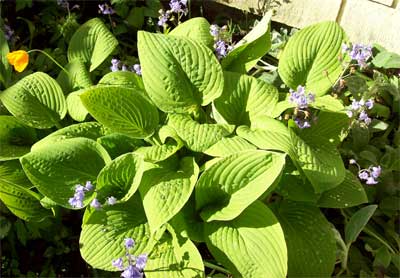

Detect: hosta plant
[1, 9, 398, 278]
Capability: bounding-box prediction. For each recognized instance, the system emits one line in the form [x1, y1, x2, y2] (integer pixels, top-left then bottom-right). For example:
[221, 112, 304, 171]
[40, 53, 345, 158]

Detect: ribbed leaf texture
[278, 21, 346, 96]
[68, 18, 118, 72]
[80, 86, 159, 138]
[195, 150, 285, 221]
[273, 200, 336, 276]
[98, 71, 144, 90]
[20, 138, 111, 207]
[0, 72, 67, 128]
[213, 71, 278, 125]
[138, 31, 224, 112]
[170, 17, 214, 48]
[204, 136, 257, 157]
[205, 201, 287, 278]
[57, 60, 92, 94]
[66, 89, 89, 122]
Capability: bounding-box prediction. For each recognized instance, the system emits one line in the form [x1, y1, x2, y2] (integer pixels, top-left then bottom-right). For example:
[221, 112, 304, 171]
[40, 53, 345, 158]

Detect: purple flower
[68, 183, 93, 208]
[169, 0, 188, 14]
[57, 0, 69, 9]
[107, 196, 117, 205]
[342, 43, 349, 54]
[98, 3, 115, 15]
[85, 181, 94, 191]
[90, 198, 102, 210]
[158, 10, 170, 26]
[358, 171, 369, 180]
[289, 85, 315, 109]
[121, 64, 128, 71]
[121, 265, 143, 278]
[210, 24, 219, 37]
[365, 99, 374, 109]
[214, 40, 233, 59]
[135, 254, 148, 270]
[132, 64, 141, 76]
[349, 44, 372, 68]
[351, 100, 361, 110]
[124, 238, 135, 249]
[111, 58, 120, 72]
[359, 110, 371, 124]
[366, 177, 378, 185]
[68, 196, 83, 208]
[349, 159, 357, 165]
[346, 110, 353, 118]
[371, 166, 381, 178]
[112, 257, 124, 270]
[294, 118, 311, 129]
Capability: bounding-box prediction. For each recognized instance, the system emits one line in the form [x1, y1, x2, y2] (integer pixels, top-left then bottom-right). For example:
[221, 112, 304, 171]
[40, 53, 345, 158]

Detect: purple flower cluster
[350, 159, 381, 185]
[157, 0, 188, 27]
[68, 181, 94, 208]
[342, 43, 372, 68]
[288, 85, 316, 129]
[98, 3, 115, 15]
[112, 238, 148, 278]
[110, 59, 142, 76]
[3, 24, 14, 41]
[209, 24, 234, 60]
[346, 98, 374, 125]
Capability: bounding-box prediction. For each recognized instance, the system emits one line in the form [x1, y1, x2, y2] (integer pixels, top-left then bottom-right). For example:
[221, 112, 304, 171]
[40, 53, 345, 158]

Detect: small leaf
[278, 21, 346, 96]
[222, 12, 272, 73]
[20, 138, 111, 208]
[81, 86, 159, 138]
[0, 116, 37, 161]
[273, 200, 336, 277]
[345, 205, 377, 245]
[196, 150, 285, 221]
[372, 51, 400, 69]
[318, 171, 368, 208]
[205, 201, 287, 278]
[138, 31, 224, 112]
[170, 17, 214, 48]
[57, 60, 92, 93]
[0, 72, 67, 128]
[96, 153, 145, 202]
[80, 194, 160, 271]
[213, 71, 279, 125]
[168, 114, 234, 152]
[66, 89, 89, 122]
[140, 157, 199, 233]
[68, 18, 118, 72]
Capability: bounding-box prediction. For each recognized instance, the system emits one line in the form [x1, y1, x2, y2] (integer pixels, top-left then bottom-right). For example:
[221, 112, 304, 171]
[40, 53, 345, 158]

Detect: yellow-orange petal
[6, 50, 29, 72]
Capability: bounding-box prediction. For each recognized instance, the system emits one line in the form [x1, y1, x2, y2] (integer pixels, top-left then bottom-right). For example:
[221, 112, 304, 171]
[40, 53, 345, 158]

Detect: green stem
[27, 49, 70, 77]
[364, 226, 397, 254]
[204, 261, 231, 275]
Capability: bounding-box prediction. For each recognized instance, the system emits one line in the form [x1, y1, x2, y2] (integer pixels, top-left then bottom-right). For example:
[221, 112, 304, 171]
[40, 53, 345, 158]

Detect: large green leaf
[222, 12, 272, 73]
[97, 133, 145, 159]
[138, 31, 224, 113]
[140, 157, 199, 233]
[168, 114, 234, 152]
[213, 71, 279, 125]
[57, 60, 92, 94]
[0, 116, 37, 161]
[68, 18, 118, 72]
[66, 89, 90, 122]
[273, 200, 336, 277]
[96, 153, 145, 202]
[135, 140, 182, 163]
[20, 138, 111, 208]
[318, 171, 368, 208]
[0, 29, 11, 87]
[98, 71, 144, 90]
[80, 194, 160, 271]
[196, 150, 285, 222]
[204, 136, 257, 157]
[80, 86, 159, 138]
[0, 72, 67, 128]
[0, 160, 51, 221]
[170, 17, 213, 48]
[205, 201, 287, 278]
[278, 21, 346, 96]
[31, 122, 105, 151]
[345, 205, 377, 245]
[145, 228, 204, 278]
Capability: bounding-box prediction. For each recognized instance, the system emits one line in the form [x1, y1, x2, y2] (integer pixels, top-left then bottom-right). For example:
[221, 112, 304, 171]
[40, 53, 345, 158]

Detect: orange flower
[6, 50, 29, 72]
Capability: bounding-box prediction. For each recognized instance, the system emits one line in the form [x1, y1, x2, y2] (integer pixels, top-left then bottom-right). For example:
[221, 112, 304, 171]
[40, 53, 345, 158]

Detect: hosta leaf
[57, 60, 92, 94]
[0, 116, 37, 161]
[345, 205, 377, 245]
[318, 171, 368, 208]
[0, 160, 51, 221]
[168, 114, 234, 152]
[213, 71, 279, 125]
[146, 229, 204, 278]
[66, 89, 89, 122]
[205, 201, 287, 278]
[68, 18, 118, 72]
[97, 133, 145, 159]
[222, 11, 272, 73]
[32, 122, 105, 151]
[0, 29, 11, 87]
[140, 157, 199, 233]
[273, 200, 336, 277]
[134, 139, 182, 163]
[20, 138, 111, 208]
[96, 153, 145, 202]
[138, 31, 224, 112]
[80, 86, 159, 138]
[80, 194, 160, 271]
[278, 21, 346, 96]
[196, 150, 285, 222]
[311, 95, 345, 112]
[98, 71, 144, 90]
[204, 136, 257, 157]
[170, 17, 214, 48]
[0, 72, 67, 128]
